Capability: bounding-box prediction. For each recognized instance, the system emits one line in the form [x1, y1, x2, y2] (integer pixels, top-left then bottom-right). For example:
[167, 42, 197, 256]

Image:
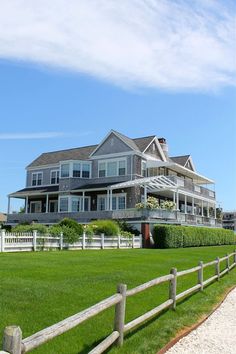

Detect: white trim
[97, 193, 126, 211]
[90, 130, 136, 157]
[31, 171, 43, 186]
[27, 164, 60, 171]
[50, 170, 60, 185]
[98, 157, 127, 178]
[143, 136, 167, 162]
[90, 151, 143, 160]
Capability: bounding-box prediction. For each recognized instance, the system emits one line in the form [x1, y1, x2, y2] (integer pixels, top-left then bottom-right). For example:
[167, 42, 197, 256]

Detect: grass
[0, 246, 235, 354]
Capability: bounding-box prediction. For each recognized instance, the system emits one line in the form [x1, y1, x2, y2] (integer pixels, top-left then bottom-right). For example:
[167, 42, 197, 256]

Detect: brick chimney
[158, 138, 168, 159]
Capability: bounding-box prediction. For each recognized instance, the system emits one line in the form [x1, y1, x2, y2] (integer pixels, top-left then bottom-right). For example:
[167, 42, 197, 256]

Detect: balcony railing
[167, 176, 215, 199]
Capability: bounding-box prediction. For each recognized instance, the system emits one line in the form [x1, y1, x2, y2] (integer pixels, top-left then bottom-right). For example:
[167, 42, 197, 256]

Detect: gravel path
[165, 287, 236, 354]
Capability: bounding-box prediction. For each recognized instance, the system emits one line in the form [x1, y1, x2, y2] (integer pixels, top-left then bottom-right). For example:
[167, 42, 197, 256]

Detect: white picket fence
[0, 230, 142, 253]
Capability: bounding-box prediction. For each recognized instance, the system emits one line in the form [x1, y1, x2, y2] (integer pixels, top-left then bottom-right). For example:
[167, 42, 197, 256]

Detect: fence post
[0, 229, 5, 252]
[101, 233, 105, 249]
[3, 326, 22, 354]
[82, 232, 86, 250]
[117, 235, 120, 249]
[169, 268, 177, 310]
[139, 234, 142, 248]
[226, 254, 230, 274]
[33, 230, 37, 252]
[132, 235, 135, 248]
[60, 232, 63, 250]
[198, 261, 203, 291]
[114, 283, 127, 347]
[215, 257, 220, 280]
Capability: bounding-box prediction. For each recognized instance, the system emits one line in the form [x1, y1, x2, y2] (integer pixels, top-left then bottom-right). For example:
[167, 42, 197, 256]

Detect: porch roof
[9, 186, 59, 198]
[110, 175, 178, 192]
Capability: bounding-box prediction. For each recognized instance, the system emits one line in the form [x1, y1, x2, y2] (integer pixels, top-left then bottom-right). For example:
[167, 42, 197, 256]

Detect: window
[99, 162, 106, 177]
[59, 197, 69, 212]
[71, 197, 80, 212]
[51, 170, 59, 184]
[82, 163, 90, 178]
[98, 197, 106, 211]
[118, 196, 126, 209]
[98, 159, 126, 178]
[61, 163, 70, 178]
[107, 161, 117, 177]
[30, 201, 42, 213]
[49, 200, 58, 213]
[32, 172, 43, 186]
[118, 160, 126, 176]
[141, 161, 147, 177]
[73, 163, 81, 177]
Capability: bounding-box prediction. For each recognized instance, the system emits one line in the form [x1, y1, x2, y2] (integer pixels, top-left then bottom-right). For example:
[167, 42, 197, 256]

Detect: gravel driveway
[165, 287, 236, 354]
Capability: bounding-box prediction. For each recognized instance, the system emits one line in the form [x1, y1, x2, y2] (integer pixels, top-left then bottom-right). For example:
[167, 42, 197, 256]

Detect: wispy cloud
[0, 0, 235, 91]
[0, 131, 93, 140]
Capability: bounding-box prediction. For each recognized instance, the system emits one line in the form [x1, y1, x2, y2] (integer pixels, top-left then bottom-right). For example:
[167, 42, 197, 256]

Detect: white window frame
[60, 160, 92, 179]
[97, 193, 126, 210]
[50, 170, 60, 185]
[59, 195, 91, 213]
[30, 201, 42, 213]
[98, 158, 127, 178]
[31, 172, 43, 186]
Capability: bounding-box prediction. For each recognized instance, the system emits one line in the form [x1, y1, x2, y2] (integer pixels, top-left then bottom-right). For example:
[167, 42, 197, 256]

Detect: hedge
[153, 225, 235, 248]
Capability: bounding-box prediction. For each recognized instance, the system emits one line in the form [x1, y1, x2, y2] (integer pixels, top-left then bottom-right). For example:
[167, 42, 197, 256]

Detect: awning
[9, 186, 59, 198]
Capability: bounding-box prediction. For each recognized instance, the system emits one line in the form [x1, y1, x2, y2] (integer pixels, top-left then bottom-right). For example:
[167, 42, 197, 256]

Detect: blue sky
[0, 0, 235, 212]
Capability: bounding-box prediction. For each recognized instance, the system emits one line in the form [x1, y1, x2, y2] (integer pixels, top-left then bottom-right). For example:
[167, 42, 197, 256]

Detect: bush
[58, 218, 83, 235]
[12, 223, 48, 235]
[153, 225, 235, 248]
[90, 220, 120, 236]
[116, 221, 139, 236]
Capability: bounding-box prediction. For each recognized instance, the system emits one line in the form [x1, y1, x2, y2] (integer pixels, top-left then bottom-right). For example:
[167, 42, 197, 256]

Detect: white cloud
[0, 0, 235, 91]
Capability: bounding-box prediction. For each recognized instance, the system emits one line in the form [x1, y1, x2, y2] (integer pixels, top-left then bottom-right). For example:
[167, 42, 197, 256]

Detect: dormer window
[32, 172, 43, 186]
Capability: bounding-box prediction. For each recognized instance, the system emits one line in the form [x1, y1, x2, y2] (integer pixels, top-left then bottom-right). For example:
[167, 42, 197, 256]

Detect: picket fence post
[60, 232, 63, 250]
[101, 233, 105, 249]
[132, 235, 135, 248]
[82, 232, 86, 250]
[33, 230, 37, 252]
[117, 235, 121, 249]
[0, 229, 5, 253]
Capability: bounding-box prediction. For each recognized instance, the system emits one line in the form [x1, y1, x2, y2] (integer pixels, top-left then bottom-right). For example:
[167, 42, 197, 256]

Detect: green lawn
[0, 246, 236, 354]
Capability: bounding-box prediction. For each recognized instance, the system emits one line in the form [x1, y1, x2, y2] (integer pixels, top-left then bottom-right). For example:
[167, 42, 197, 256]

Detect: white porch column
[46, 194, 49, 213]
[144, 185, 147, 206]
[173, 191, 176, 205]
[25, 196, 28, 214]
[192, 197, 195, 215]
[106, 189, 110, 211]
[176, 190, 179, 211]
[201, 200, 204, 217]
[7, 196, 11, 214]
[82, 191, 85, 212]
[110, 189, 113, 211]
[207, 202, 209, 217]
[184, 195, 187, 214]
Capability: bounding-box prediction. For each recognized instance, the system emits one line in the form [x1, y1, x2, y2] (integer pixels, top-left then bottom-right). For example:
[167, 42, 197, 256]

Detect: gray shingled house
[7, 130, 220, 233]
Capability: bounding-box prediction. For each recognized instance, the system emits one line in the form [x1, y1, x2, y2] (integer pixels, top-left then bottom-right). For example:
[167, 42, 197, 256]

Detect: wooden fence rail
[2, 250, 236, 354]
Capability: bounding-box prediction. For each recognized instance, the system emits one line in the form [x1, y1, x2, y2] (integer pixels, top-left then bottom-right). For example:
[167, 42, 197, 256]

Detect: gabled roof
[170, 155, 190, 166]
[27, 145, 97, 168]
[132, 135, 156, 152]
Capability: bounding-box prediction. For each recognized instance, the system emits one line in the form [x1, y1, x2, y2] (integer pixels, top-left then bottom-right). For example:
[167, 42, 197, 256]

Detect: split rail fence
[1, 250, 236, 354]
[0, 230, 142, 252]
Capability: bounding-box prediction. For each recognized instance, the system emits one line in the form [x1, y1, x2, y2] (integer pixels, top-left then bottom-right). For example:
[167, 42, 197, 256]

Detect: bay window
[60, 161, 91, 178]
[59, 195, 90, 212]
[61, 163, 70, 178]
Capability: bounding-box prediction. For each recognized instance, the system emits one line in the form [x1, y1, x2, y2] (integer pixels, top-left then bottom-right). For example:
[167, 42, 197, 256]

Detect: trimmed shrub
[59, 218, 83, 236]
[12, 223, 48, 235]
[90, 220, 120, 236]
[153, 225, 235, 248]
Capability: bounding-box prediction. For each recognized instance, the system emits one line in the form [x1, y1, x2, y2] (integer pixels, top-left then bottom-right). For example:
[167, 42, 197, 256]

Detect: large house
[7, 130, 220, 232]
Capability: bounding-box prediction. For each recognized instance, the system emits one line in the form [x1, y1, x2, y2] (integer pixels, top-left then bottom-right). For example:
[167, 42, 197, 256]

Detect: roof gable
[170, 155, 196, 171]
[90, 130, 139, 157]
